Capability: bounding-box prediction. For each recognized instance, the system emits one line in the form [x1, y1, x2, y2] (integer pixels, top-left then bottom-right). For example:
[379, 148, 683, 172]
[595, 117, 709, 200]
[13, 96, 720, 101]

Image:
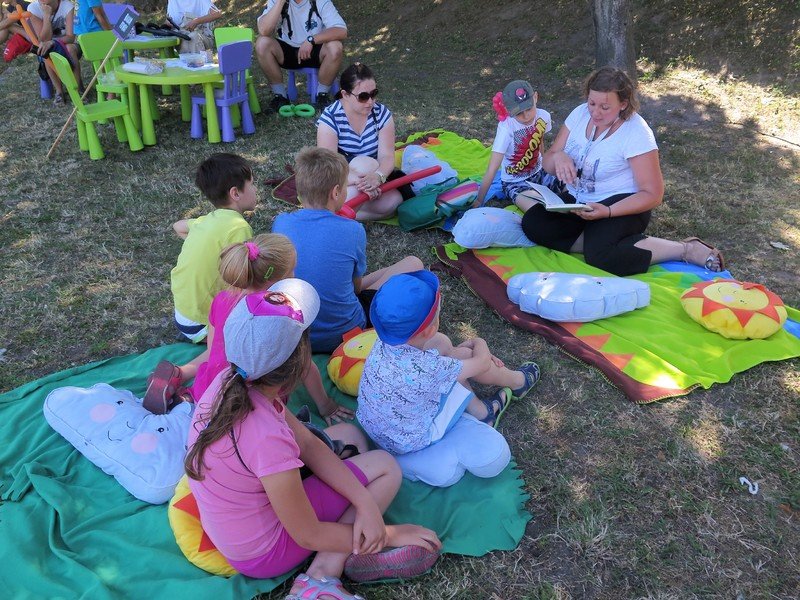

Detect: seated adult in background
[27, 0, 81, 106]
[316, 62, 403, 221]
[167, 0, 222, 53]
[0, 0, 30, 48]
[256, 0, 346, 112]
[522, 66, 724, 277]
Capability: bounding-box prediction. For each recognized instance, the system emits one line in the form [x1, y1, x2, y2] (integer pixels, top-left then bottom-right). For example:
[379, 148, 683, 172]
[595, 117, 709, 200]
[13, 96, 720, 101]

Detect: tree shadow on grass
[634, 0, 799, 92]
[637, 92, 800, 303]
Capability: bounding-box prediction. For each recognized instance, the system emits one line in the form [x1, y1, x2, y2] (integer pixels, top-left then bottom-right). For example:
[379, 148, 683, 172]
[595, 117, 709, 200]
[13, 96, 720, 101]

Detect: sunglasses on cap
[246, 291, 305, 324]
[348, 88, 379, 103]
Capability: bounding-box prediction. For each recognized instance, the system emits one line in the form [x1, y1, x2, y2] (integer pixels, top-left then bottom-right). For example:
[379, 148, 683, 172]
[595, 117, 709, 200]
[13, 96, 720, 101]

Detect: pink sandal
[344, 545, 440, 583]
[284, 573, 364, 600]
[142, 360, 182, 415]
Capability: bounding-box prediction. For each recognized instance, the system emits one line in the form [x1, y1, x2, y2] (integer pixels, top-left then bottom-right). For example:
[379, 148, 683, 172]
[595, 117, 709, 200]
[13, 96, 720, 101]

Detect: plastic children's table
[115, 65, 224, 145]
[120, 34, 181, 94]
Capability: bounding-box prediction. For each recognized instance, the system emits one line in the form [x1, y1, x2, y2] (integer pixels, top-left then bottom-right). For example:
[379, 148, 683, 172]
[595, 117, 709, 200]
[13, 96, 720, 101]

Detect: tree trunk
[592, 0, 637, 83]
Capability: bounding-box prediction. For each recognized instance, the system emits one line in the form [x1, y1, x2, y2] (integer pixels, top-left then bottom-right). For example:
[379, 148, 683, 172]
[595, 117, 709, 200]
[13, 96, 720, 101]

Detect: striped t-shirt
[317, 101, 392, 161]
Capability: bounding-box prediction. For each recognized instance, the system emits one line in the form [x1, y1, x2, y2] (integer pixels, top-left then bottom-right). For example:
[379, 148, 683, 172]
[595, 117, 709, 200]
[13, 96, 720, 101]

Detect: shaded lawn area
[1, 0, 798, 597]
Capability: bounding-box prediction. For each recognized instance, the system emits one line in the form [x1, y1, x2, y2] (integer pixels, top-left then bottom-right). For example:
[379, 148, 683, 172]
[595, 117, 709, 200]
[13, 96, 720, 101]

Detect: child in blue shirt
[73, 0, 109, 35]
[273, 147, 422, 352]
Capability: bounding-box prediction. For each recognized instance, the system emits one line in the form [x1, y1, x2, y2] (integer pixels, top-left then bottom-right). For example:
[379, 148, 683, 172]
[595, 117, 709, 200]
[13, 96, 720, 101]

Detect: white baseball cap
[223, 279, 320, 381]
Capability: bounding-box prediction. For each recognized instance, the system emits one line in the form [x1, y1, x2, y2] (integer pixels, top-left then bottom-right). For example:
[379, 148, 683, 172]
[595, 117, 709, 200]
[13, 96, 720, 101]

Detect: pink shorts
[227, 460, 369, 578]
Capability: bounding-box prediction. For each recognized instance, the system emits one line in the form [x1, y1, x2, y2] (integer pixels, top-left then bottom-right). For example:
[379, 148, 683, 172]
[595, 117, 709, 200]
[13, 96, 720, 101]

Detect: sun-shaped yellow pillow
[168, 475, 238, 577]
[681, 279, 787, 340]
[327, 328, 378, 396]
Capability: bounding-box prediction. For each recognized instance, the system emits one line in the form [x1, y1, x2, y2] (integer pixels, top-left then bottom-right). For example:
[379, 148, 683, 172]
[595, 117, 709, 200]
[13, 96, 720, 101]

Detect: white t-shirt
[562, 103, 658, 204]
[261, 0, 346, 48]
[27, 0, 74, 38]
[491, 108, 552, 183]
[167, 0, 218, 29]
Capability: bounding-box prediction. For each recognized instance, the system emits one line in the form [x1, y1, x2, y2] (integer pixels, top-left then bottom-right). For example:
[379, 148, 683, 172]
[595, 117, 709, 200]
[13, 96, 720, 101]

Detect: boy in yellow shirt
[170, 153, 255, 342]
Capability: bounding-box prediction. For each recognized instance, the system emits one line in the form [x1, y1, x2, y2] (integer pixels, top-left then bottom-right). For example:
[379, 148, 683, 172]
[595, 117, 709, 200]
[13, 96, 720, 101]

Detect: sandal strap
[479, 388, 511, 427]
[510, 362, 541, 399]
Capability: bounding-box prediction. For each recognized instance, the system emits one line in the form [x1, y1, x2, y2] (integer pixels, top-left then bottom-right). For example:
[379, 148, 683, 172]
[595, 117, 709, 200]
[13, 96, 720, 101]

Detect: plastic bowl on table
[179, 52, 206, 68]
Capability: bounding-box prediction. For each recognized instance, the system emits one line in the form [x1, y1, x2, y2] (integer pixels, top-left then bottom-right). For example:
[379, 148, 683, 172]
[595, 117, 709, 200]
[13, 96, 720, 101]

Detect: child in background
[273, 146, 423, 353]
[72, 0, 109, 35]
[473, 79, 561, 210]
[357, 270, 540, 457]
[186, 280, 441, 597]
[145, 234, 353, 423]
[171, 153, 255, 343]
[24, 0, 81, 105]
[166, 0, 221, 54]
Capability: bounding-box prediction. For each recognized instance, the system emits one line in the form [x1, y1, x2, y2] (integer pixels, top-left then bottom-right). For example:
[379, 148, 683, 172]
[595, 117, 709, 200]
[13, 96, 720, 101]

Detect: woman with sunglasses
[317, 62, 405, 221]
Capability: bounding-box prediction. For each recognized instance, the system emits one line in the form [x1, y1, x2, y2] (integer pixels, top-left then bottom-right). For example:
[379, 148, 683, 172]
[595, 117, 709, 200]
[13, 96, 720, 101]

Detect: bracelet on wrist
[607, 205, 612, 218]
[375, 170, 387, 184]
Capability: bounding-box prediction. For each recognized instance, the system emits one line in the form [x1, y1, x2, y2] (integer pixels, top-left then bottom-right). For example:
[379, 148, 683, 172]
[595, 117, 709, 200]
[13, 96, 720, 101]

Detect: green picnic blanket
[435, 243, 800, 403]
[0, 344, 530, 599]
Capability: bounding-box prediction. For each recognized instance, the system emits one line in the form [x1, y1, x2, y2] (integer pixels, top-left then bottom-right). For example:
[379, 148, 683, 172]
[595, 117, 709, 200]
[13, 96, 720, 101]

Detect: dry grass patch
[1, 0, 799, 598]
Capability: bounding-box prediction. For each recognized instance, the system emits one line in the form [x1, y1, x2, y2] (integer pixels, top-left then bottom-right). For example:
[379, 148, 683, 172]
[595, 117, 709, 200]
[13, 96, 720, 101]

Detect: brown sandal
[681, 237, 725, 272]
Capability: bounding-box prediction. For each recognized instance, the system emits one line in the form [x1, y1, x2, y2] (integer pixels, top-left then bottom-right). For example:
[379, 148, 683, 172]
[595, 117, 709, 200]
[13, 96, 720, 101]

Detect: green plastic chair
[79, 30, 159, 124]
[78, 30, 127, 107]
[50, 53, 144, 160]
[214, 26, 261, 114]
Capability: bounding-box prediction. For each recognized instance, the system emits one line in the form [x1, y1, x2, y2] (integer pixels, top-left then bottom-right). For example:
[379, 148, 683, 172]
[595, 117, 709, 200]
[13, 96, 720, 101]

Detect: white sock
[317, 84, 330, 94]
[270, 84, 287, 97]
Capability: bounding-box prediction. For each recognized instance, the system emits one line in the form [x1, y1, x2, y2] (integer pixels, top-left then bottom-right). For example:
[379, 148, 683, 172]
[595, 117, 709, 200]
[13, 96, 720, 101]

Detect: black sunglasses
[349, 88, 379, 103]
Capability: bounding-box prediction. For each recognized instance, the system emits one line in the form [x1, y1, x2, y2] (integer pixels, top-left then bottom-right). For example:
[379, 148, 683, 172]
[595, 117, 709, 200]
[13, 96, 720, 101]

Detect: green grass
[1, 0, 799, 598]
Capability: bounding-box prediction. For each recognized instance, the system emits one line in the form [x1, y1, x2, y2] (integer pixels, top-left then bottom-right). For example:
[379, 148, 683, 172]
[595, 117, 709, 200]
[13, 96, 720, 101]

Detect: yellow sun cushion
[327, 328, 378, 396]
[680, 279, 787, 340]
[168, 475, 238, 577]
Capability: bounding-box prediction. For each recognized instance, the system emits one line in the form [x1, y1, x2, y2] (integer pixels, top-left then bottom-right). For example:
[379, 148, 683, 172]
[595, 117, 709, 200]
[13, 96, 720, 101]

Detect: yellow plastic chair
[214, 26, 261, 114]
[50, 53, 144, 160]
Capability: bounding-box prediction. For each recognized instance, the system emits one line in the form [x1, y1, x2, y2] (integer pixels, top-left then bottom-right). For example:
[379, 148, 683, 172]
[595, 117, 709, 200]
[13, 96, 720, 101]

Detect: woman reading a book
[521, 66, 725, 277]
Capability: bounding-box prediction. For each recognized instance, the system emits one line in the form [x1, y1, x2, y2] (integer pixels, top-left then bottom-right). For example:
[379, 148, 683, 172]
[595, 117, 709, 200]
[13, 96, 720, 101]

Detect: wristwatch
[375, 170, 387, 184]
[306, 35, 315, 45]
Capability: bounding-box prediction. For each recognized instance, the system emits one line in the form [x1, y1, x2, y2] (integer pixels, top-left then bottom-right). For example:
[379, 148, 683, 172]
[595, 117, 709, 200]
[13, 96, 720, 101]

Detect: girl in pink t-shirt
[186, 282, 441, 599]
[144, 234, 353, 424]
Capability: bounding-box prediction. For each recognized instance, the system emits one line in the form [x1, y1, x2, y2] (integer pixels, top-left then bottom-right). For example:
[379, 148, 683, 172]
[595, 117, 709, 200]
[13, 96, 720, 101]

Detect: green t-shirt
[170, 209, 253, 325]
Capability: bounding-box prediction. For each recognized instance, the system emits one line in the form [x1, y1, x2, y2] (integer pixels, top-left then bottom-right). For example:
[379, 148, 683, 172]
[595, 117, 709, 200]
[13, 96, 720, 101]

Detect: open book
[518, 182, 590, 212]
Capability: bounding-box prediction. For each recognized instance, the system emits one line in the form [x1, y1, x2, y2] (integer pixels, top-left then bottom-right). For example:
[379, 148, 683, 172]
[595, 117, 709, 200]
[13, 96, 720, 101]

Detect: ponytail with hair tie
[245, 242, 260, 262]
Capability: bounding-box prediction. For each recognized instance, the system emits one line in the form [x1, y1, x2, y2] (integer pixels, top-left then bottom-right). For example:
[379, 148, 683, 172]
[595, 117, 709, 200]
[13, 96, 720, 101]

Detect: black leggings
[521, 193, 652, 276]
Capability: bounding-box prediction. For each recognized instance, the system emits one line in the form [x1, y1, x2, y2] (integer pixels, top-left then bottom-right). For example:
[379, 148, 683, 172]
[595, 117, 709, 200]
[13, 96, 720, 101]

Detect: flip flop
[479, 387, 513, 429]
[285, 573, 364, 599]
[682, 237, 725, 272]
[343, 545, 440, 583]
